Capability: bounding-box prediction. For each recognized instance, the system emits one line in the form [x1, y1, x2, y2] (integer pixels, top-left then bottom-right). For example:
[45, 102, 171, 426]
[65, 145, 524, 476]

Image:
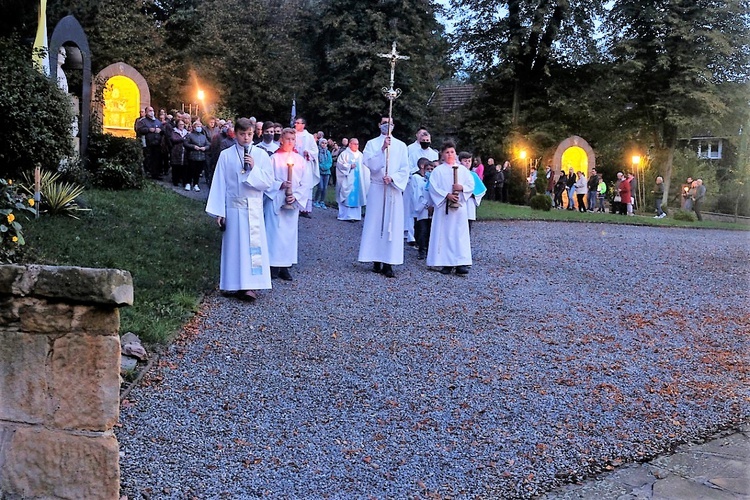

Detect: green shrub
[529, 193, 552, 211]
[672, 209, 697, 222]
[0, 37, 74, 178]
[0, 178, 36, 263]
[87, 132, 144, 190]
[18, 169, 90, 219]
[534, 172, 548, 195]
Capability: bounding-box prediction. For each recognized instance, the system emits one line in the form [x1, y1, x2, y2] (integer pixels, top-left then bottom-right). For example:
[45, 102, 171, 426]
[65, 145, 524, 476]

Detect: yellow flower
[7, 214, 14, 223]
[28, 199, 35, 207]
[12, 236, 18, 243]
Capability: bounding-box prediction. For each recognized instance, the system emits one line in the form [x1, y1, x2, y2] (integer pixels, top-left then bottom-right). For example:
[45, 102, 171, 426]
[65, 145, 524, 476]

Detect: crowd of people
[137, 107, 707, 301]
[196, 114, 500, 302]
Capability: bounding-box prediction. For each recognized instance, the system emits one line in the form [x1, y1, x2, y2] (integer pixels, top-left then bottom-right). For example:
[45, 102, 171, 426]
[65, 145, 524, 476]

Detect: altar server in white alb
[293, 116, 319, 217]
[206, 118, 274, 302]
[335, 138, 369, 221]
[263, 128, 314, 281]
[426, 141, 475, 276]
[357, 116, 410, 278]
[405, 127, 438, 243]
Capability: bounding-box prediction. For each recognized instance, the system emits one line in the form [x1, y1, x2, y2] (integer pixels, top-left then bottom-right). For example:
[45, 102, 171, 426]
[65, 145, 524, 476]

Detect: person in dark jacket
[136, 106, 164, 179]
[183, 119, 211, 192]
[587, 168, 598, 212]
[169, 118, 189, 187]
[554, 171, 567, 209]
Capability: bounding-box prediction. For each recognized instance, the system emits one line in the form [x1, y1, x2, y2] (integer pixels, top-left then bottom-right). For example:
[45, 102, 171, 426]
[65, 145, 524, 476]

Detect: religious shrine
[94, 62, 151, 138]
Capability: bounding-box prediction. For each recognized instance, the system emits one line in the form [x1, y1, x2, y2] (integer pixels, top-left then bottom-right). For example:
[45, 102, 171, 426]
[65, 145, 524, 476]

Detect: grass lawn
[476, 199, 748, 230]
[23, 182, 221, 345]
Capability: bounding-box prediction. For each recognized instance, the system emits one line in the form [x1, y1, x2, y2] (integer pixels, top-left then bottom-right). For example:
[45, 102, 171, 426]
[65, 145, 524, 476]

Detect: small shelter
[552, 135, 596, 177]
[93, 63, 151, 138]
[48, 15, 91, 159]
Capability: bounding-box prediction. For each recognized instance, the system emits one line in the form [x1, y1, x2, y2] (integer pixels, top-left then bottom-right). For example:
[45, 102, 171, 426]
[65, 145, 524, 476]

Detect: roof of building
[432, 84, 475, 113]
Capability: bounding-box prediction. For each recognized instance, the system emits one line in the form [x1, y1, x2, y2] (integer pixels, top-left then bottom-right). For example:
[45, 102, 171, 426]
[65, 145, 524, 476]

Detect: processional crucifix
[378, 41, 409, 237]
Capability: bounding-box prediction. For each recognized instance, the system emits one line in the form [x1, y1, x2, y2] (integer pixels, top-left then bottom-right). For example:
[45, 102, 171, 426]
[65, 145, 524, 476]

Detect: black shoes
[372, 262, 394, 277]
[299, 212, 312, 219]
[382, 264, 395, 278]
[441, 266, 469, 275]
[271, 267, 293, 281]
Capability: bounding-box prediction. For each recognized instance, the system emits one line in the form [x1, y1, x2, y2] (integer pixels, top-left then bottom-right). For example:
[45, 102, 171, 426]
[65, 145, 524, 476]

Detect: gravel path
[118, 209, 750, 499]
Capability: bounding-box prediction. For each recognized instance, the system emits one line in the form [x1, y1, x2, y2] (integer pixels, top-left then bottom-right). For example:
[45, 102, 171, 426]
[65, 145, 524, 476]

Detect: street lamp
[631, 154, 646, 212]
[196, 89, 205, 116]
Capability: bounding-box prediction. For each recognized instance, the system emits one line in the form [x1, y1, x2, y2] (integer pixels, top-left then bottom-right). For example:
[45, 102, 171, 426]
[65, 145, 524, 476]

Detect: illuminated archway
[93, 62, 151, 138]
[551, 136, 596, 176]
[103, 76, 140, 137]
[561, 146, 589, 177]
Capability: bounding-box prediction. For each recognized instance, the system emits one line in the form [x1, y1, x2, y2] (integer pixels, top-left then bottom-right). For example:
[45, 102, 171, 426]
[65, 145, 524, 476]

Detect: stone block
[72, 305, 120, 335]
[0, 265, 25, 295]
[0, 332, 49, 424]
[19, 299, 74, 334]
[0, 427, 119, 499]
[49, 335, 120, 431]
[0, 297, 18, 326]
[32, 265, 133, 306]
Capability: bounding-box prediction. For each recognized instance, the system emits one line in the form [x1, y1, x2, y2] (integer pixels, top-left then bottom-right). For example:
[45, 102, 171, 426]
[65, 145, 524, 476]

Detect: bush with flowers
[0, 178, 37, 263]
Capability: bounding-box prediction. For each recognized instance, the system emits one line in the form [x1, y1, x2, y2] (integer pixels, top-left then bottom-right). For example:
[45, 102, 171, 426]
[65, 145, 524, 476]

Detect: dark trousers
[694, 200, 703, 221]
[171, 163, 184, 186]
[145, 145, 162, 178]
[554, 191, 564, 207]
[415, 218, 431, 255]
[501, 184, 509, 203]
[187, 160, 204, 186]
[494, 184, 504, 202]
[576, 193, 586, 212]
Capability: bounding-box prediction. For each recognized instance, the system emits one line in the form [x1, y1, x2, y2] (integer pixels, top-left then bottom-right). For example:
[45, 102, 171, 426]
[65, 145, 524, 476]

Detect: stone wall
[0, 265, 133, 499]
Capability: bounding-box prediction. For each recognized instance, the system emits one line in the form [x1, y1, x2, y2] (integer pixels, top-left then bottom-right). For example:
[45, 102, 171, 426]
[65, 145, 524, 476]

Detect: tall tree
[191, 0, 315, 120]
[310, 0, 451, 140]
[450, 0, 604, 128]
[606, 0, 750, 205]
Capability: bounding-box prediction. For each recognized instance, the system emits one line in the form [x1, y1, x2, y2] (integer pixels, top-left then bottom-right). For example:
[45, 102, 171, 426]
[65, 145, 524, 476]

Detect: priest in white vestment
[405, 128, 439, 243]
[335, 138, 369, 221]
[426, 141, 475, 276]
[264, 128, 314, 281]
[206, 118, 274, 301]
[357, 117, 410, 278]
[293, 117, 319, 215]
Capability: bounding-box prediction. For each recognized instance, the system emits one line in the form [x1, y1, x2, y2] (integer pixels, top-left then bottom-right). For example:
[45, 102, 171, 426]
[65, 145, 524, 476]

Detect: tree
[190, 0, 316, 120]
[449, 0, 604, 128]
[606, 0, 750, 207]
[310, 0, 451, 140]
[0, 37, 73, 178]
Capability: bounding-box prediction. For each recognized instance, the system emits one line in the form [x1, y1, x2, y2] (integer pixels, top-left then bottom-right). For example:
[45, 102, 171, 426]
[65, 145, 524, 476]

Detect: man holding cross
[357, 115, 410, 278]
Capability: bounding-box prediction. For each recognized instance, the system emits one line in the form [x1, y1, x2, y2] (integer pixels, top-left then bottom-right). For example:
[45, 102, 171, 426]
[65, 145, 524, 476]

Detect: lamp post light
[632, 154, 646, 212]
[196, 89, 205, 117]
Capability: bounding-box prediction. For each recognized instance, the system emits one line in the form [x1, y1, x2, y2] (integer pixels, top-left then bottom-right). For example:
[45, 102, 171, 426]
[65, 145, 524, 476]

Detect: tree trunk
[512, 80, 520, 127]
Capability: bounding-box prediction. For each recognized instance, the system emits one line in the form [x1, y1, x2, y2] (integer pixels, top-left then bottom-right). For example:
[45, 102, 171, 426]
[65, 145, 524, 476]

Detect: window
[697, 139, 722, 160]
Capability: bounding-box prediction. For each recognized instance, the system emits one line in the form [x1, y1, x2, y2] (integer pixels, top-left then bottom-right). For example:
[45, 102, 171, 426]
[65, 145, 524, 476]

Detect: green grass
[476, 200, 749, 230]
[22, 182, 221, 344]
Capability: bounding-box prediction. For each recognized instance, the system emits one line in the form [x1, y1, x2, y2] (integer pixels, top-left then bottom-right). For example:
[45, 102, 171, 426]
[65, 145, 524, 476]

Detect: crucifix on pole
[377, 41, 409, 237]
